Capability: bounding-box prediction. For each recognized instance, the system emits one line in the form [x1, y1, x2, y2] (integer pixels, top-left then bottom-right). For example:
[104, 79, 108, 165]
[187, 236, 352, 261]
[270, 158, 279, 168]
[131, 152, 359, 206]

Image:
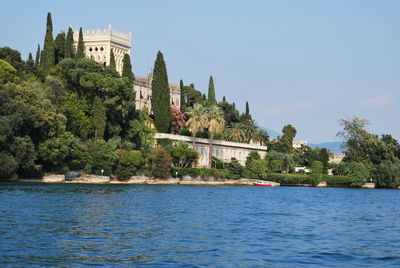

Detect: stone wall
[155, 133, 268, 166]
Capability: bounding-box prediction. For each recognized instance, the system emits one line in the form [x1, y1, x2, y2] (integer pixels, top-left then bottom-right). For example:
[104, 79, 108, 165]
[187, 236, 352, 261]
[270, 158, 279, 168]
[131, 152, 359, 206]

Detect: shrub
[325, 175, 358, 187]
[201, 168, 230, 179]
[115, 150, 144, 180]
[179, 128, 191, 137]
[242, 159, 268, 179]
[151, 148, 172, 178]
[266, 173, 315, 184]
[343, 162, 369, 186]
[226, 158, 244, 177]
[269, 160, 283, 173]
[171, 167, 201, 178]
[311, 160, 324, 174]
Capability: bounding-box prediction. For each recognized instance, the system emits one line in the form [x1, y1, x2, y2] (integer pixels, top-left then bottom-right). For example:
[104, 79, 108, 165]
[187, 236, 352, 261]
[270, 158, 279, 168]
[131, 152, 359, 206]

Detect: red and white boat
[253, 181, 272, 187]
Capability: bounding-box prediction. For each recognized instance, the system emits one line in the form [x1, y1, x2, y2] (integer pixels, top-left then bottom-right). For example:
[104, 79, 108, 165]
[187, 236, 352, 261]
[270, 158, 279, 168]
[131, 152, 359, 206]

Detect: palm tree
[205, 105, 225, 168]
[186, 103, 207, 149]
[225, 122, 246, 143]
[241, 119, 257, 143]
[252, 129, 269, 145]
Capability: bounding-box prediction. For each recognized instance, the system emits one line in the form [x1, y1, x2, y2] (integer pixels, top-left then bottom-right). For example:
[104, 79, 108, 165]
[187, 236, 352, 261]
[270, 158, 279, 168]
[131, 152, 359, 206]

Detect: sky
[1, 0, 399, 143]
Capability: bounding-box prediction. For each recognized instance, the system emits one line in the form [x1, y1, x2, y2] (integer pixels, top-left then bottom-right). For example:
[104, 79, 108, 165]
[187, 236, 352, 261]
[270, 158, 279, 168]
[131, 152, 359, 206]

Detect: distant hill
[309, 142, 343, 154]
[259, 126, 281, 138]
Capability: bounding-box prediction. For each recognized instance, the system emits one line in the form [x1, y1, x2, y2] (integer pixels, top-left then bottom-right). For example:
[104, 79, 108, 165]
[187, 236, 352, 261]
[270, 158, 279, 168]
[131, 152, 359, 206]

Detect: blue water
[0, 184, 399, 267]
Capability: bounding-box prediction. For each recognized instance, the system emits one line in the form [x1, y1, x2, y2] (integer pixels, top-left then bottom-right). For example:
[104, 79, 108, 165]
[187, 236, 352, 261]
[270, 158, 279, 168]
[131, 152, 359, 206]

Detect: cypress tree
[35, 44, 40, 69]
[233, 102, 236, 109]
[91, 96, 107, 142]
[222, 96, 226, 102]
[55, 32, 65, 64]
[179, 79, 185, 111]
[207, 75, 216, 105]
[39, 50, 44, 70]
[26, 53, 34, 73]
[122, 53, 133, 82]
[64, 27, 74, 58]
[42, 12, 55, 75]
[151, 51, 171, 133]
[202, 93, 207, 101]
[190, 83, 195, 89]
[75, 27, 85, 59]
[245, 101, 250, 116]
[109, 49, 116, 69]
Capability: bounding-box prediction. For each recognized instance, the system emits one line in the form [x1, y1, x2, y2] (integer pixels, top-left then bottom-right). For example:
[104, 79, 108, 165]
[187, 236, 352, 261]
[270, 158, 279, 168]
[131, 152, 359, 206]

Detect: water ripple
[0, 184, 400, 267]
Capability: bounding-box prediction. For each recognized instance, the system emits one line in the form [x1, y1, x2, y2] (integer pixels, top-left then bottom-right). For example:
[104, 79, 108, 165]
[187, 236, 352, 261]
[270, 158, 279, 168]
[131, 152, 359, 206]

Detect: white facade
[292, 140, 308, 149]
[155, 133, 268, 167]
[134, 74, 181, 112]
[73, 25, 131, 74]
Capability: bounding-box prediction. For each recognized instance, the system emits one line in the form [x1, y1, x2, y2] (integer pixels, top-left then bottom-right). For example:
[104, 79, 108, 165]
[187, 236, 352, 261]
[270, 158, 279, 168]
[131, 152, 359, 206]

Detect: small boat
[253, 181, 272, 187]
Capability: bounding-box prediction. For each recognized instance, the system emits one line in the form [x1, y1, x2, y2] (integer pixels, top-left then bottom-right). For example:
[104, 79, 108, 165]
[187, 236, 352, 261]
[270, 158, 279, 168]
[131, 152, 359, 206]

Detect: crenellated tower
[73, 25, 131, 74]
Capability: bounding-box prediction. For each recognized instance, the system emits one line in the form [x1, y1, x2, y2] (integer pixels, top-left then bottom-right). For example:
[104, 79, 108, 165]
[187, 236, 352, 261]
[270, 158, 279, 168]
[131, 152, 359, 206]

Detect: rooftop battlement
[73, 25, 131, 41]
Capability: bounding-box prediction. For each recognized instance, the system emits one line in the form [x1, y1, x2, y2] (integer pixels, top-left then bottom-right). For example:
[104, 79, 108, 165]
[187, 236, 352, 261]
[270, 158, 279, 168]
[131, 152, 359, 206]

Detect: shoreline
[1, 175, 385, 189]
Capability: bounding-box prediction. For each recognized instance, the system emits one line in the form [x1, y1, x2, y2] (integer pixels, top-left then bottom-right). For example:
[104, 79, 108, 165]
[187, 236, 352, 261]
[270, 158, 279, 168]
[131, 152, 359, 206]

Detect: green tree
[62, 93, 91, 139]
[151, 51, 171, 133]
[225, 122, 246, 143]
[55, 32, 65, 64]
[45, 76, 67, 106]
[243, 159, 268, 179]
[122, 53, 134, 82]
[245, 151, 261, 167]
[91, 96, 107, 142]
[218, 100, 240, 125]
[64, 27, 74, 58]
[186, 103, 206, 149]
[337, 117, 376, 163]
[127, 109, 156, 155]
[252, 129, 269, 145]
[207, 75, 216, 105]
[179, 79, 185, 112]
[344, 162, 370, 186]
[84, 138, 118, 175]
[26, 53, 35, 73]
[271, 124, 297, 153]
[311, 160, 324, 174]
[151, 148, 172, 178]
[170, 141, 199, 168]
[0, 152, 18, 179]
[42, 12, 55, 76]
[38, 132, 84, 173]
[35, 44, 41, 70]
[115, 149, 144, 180]
[245, 101, 250, 116]
[0, 59, 18, 83]
[109, 49, 116, 69]
[75, 27, 85, 59]
[204, 106, 225, 168]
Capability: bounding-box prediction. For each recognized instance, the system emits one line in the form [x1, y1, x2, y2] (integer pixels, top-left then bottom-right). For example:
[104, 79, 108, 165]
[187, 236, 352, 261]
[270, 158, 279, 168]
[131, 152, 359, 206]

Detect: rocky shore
[16, 174, 280, 186]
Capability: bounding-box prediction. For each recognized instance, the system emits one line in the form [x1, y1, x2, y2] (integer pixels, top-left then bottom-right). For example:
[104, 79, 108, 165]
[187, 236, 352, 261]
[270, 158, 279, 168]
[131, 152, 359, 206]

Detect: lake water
[0, 183, 399, 267]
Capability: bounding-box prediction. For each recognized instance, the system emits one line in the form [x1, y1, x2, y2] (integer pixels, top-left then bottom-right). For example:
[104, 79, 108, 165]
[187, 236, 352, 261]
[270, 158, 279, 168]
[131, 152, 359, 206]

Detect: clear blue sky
[1, 0, 399, 143]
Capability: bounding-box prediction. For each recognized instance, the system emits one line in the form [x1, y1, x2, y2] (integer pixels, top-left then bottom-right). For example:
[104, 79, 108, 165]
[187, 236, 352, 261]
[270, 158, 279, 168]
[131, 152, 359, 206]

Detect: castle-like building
[73, 25, 180, 111]
[73, 25, 131, 74]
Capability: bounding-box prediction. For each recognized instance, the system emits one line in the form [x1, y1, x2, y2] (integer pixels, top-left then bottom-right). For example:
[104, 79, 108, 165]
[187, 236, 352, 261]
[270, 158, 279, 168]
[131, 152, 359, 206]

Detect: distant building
[73, 25, 131, 74]
[292, 140, 308, 149]
[329, 153, 345, 164]
[72, 25, 180, 112]
[134, 73, 181, 112]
